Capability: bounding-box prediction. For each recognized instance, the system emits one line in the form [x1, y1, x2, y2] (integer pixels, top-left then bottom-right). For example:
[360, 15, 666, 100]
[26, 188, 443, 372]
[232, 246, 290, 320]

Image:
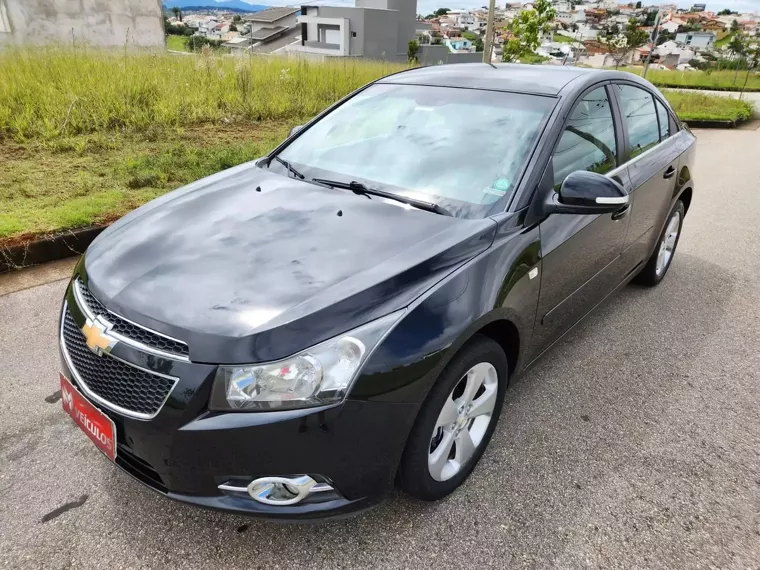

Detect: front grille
[75, 278, 189, 358]
[62, 309, 177, 418]
[116, 445, 167, 493]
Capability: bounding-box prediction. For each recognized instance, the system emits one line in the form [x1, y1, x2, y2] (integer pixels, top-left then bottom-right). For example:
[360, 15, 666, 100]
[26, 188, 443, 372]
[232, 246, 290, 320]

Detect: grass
[0, 123, 289, 241]
[663, 89, 753, 122]
[166, 34, 190, 52]
[0, 47, 406, 243]
[624, 67, 760, 91]
[0, 47, 407, 140]
[714, 32, 734, 48]
[0, 47, 752, 245]
[553, 34, 576, 44]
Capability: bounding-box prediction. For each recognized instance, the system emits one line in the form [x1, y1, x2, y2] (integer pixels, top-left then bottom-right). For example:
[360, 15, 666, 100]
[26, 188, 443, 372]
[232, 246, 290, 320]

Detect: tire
[633, 200, 685, 287]
[398, 334, 508, 501]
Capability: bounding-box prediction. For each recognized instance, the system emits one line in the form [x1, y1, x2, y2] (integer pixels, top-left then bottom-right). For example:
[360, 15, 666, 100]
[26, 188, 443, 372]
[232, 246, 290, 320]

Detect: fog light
[218, 475, 334, 506]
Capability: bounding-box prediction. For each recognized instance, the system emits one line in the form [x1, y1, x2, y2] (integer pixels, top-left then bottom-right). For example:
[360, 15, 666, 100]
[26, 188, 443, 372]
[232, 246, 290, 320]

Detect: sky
[242, 0, 760, 14]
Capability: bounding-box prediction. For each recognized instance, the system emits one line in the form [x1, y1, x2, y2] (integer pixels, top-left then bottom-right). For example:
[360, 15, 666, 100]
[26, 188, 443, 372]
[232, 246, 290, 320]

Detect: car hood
[83, 163, 496, 363]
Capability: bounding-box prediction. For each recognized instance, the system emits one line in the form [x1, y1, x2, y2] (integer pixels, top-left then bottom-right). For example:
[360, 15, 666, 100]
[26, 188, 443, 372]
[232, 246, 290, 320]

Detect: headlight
[209, 310, 403, 411]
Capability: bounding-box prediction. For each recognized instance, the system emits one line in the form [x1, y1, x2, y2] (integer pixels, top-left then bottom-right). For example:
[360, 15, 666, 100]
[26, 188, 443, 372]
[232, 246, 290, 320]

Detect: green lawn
[553, 33, 575, 44]
[0, 47, 753, 245]
[0, 123, 289, 242]
[166, 34, 190, 52]
[623, 67, 760, 91]
[663, 89, 753, 122]
[714, 32, 734, 48]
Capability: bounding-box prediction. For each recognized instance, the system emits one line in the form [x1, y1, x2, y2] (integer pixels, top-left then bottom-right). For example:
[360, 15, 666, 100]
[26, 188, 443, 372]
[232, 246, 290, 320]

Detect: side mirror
[548, 170, 629, 215]
[289, 125, 304, 137]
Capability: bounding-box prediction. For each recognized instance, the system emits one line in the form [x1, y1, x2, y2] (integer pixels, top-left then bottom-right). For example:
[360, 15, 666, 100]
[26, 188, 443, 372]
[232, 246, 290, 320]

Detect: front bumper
[59, 284, 419, 521]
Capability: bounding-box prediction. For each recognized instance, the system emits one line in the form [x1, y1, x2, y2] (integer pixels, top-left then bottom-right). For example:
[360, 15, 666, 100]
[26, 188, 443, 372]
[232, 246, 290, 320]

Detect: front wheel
[398, 335, 508, 501]
[634, 200, 685, 286]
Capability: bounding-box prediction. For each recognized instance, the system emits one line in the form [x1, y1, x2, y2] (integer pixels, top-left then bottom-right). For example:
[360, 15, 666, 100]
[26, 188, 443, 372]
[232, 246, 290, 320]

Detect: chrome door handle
[663, 166, 676, 179]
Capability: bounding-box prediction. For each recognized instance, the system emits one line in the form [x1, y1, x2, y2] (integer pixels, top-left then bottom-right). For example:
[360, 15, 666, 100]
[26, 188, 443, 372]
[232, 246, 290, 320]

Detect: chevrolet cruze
[59, 64, 696, 520]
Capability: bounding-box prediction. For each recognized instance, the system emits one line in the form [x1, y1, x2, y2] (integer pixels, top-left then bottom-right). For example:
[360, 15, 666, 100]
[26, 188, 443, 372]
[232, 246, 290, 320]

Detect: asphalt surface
[1, 128, 760, 569]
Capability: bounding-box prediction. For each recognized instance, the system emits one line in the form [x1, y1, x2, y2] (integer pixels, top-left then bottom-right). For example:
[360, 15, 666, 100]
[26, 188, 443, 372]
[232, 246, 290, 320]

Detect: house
[445, 36, 473, 51]
[656, 40, 695, 64]
[701, 19, 726, 32]
[243, 6, 299, 44]
[290, 0, 416, 61]
[675, 30, 714, 48]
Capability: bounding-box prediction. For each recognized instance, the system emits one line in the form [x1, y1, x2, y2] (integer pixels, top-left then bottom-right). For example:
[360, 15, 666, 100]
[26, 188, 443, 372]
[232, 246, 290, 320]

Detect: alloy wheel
[428, 362, 498, 482]
[655, 210, 681, 276]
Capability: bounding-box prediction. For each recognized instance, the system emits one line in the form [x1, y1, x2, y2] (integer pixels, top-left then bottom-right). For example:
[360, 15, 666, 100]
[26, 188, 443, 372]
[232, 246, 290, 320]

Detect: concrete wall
[318, 6, 363, 55]
[363, 7, 399, 60]
[0, 0, 164, 47]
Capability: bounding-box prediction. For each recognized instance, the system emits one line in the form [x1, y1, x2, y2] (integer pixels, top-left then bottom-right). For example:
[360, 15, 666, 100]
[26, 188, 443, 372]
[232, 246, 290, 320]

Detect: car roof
[378, 63, 649, 97]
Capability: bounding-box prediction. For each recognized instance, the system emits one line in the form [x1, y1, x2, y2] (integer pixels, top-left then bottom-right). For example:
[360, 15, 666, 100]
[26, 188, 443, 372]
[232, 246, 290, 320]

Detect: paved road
[2, 128, 760, 570]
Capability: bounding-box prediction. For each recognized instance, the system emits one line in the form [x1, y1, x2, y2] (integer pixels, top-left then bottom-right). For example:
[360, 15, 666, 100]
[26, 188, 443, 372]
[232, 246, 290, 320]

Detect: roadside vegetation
[663, 89, 753, 122]
[0, 47, 752, 245]
[630, 68, 760, 92]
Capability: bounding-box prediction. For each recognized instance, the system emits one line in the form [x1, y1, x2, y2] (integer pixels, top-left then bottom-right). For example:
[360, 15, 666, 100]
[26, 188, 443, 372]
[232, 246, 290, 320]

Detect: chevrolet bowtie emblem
[81, 316, 117, 356]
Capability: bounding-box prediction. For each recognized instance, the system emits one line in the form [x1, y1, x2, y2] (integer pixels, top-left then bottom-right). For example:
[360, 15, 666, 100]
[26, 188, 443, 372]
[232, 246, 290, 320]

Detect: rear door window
[655, 99, 670, 140]
[614, 84, 660, 158]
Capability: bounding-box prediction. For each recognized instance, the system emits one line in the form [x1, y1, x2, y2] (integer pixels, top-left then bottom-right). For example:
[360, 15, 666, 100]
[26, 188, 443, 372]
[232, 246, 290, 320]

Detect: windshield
[275, 83, 555, 218]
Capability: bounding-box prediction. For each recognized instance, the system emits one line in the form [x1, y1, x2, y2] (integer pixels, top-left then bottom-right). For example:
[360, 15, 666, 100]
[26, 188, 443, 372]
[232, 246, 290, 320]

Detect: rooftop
[243, 6, 299, 23]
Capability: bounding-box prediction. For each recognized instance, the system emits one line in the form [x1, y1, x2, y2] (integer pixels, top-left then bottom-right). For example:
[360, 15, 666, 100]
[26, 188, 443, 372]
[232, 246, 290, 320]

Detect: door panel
[614, 85, 682, 268]
[529, 86, 631, 359]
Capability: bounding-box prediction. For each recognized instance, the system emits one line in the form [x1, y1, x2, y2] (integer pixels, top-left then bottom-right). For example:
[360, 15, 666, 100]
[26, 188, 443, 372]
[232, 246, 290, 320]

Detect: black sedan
[58, 64, 695, 520]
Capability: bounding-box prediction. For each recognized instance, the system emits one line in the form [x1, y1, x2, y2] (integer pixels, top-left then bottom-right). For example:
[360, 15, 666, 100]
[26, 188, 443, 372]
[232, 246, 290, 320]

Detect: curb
[0, 226, 106, 274]
[683, 119, 741, 128]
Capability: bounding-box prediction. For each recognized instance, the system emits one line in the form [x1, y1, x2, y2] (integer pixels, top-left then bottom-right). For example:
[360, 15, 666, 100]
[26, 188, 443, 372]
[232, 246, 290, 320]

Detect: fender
[351, 211, 541, 405]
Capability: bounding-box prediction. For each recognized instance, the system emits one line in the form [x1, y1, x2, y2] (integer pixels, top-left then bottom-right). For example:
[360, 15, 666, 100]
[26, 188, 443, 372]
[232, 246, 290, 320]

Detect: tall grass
[663, 89, 753, 122]
[626, 68, 760, 92]
[0, 47, 408, 140]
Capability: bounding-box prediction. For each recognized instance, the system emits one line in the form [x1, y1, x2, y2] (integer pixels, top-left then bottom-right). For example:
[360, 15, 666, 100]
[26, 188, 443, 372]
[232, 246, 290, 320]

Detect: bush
[185, 36, 225, 52]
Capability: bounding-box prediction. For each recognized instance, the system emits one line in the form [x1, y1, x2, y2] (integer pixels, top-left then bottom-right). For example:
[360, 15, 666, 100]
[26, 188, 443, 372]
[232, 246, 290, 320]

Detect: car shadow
[102, 252, 739, 567]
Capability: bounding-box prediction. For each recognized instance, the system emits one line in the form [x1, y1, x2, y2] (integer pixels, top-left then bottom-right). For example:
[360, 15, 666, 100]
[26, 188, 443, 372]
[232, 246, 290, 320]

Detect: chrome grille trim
[73, 278, 190, 362]
[60, 301, 179, 421]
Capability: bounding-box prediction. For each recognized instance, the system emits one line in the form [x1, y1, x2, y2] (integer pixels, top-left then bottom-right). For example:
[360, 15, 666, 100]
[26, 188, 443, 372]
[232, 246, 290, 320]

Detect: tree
[728, 33, 748, 83]
[730, 19, 739, 33]
[740, 43, 760, 95]
[233, 15, 242, 22]
[170, 7, 182, 22]
[718, 9, 737, 16]
[502, 0, 556, 62]
[475, 37, 484, 52]
[407, 39, 420, 63]
[635, 1, 642, 7]
[229, 23, 237, 32]
[599, 18, 647, 68]
[434, 8, 450, 16]
[656, 30, 675, 45]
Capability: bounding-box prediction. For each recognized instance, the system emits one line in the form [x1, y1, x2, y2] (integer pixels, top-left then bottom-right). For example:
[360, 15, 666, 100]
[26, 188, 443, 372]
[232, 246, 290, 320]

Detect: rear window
[655, 99, 671, 140]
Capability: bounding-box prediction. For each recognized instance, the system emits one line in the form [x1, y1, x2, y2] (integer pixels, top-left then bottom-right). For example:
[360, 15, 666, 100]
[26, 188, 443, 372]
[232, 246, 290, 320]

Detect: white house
[675, 31, 715, 49]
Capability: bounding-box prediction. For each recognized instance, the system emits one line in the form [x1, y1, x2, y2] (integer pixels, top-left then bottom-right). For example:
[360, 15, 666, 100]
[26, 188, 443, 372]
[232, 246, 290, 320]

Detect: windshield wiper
[268, 155, 305, 180]
[312, 178, 451, 217]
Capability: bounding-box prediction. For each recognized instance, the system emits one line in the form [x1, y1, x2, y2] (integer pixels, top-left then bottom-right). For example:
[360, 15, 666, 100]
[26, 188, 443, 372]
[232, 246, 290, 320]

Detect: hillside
[162, 0, 269, 12]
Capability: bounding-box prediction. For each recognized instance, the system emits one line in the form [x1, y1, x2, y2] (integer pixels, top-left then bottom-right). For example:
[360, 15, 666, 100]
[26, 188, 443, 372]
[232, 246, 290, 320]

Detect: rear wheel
[634, 200, 685, 286]
[398, 335, 508, 501]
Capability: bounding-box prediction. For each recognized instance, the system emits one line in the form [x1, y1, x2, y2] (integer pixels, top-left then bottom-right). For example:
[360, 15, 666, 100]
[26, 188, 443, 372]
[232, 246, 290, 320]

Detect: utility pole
[642, 9, 662, 79]
[483, 0, 496, 63]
